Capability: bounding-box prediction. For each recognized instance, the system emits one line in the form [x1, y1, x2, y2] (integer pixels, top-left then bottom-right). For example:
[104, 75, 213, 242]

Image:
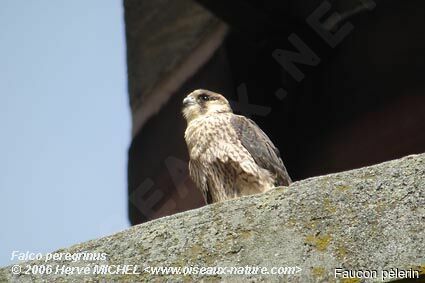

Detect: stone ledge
[1, 153, 424, 282]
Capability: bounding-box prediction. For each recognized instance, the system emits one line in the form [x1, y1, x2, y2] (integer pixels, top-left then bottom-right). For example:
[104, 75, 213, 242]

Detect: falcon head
[182, 89, 232, 123]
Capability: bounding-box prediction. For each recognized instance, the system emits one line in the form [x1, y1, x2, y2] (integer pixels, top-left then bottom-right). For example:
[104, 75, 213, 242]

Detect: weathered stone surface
[1, 153, 424, 282]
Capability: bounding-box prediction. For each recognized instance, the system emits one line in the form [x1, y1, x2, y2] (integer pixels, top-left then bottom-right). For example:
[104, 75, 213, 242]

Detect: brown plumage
[182, 89, 291, 204]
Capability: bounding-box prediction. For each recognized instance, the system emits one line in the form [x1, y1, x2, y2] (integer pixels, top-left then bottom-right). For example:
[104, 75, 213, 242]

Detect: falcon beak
[183, 96, 195, 107]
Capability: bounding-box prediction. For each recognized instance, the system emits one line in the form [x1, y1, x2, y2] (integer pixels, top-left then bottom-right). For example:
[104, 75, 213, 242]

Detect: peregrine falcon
[182, 89, 291, 204]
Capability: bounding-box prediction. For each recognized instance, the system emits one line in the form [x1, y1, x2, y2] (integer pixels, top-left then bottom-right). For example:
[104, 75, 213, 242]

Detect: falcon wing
[230, 115, 291, 186]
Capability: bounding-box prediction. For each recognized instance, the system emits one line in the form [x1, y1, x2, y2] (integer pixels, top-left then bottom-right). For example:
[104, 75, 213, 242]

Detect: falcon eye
[199, 94, 210, 101]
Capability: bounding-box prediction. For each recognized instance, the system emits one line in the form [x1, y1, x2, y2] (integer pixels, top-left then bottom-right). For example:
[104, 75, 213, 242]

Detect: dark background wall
[126, 0, 425, 225]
